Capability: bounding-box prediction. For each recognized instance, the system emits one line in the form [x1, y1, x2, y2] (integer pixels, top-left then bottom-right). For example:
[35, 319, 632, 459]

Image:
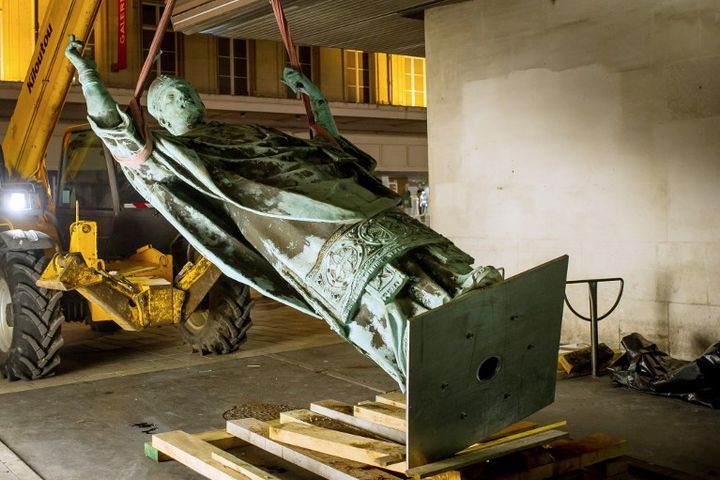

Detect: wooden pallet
[145, 392, 626, 480]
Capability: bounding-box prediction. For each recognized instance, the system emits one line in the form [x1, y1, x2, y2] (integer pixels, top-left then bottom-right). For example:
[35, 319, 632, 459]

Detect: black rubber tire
[0, 250, 64, 381]
[179, 276, 253, 355]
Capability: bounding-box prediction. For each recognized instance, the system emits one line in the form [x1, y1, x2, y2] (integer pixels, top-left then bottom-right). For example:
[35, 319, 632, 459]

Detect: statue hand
[65, 34, 93, 72]
[282, 67, 322, 99]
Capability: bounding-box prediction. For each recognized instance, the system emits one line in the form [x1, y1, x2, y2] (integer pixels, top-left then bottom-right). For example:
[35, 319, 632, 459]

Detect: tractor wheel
[0, 250, 64, 380]
[179, 276, 253, 354]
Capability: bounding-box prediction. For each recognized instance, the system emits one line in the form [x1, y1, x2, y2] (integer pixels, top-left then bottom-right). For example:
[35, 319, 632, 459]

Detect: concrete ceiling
[173, 0, 465, 56]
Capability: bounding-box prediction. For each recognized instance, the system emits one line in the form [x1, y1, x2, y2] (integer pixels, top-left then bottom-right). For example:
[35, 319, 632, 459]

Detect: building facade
[0, 0, 428, 174]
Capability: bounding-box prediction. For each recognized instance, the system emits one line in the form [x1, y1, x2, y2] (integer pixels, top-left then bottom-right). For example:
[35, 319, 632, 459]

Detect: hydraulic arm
[2, 0, 101, 184]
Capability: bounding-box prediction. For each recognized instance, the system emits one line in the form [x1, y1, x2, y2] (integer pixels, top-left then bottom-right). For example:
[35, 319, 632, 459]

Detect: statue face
[149, 81, 206, 136]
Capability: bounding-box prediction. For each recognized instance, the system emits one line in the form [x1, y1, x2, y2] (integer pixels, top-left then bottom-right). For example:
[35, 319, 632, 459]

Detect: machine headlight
[4, 192, 31, 212]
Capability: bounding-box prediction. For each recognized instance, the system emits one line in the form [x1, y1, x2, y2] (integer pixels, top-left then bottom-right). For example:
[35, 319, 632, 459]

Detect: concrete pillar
[425, 0, 720, 358]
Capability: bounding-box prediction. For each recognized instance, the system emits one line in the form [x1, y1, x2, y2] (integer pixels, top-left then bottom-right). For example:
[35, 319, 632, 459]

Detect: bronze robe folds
[90, 109, 501, 386]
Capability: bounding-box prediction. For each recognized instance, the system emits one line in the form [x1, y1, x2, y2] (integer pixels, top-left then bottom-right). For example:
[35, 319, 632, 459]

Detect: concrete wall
[425, 0, 720, 358]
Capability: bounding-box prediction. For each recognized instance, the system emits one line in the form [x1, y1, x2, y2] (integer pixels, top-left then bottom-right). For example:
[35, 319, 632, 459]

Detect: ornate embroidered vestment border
[304, 209, 449, 323]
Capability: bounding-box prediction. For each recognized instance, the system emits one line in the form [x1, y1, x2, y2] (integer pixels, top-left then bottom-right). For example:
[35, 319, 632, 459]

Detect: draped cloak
[89, 108, 501, 386]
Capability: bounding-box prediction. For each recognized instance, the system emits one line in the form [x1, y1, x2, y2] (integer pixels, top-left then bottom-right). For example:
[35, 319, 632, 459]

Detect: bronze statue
[65, 36, 502, 388]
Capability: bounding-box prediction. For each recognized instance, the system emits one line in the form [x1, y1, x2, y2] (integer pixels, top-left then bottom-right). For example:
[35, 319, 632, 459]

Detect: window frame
[217, 37, 250, 96]
[343, 49, 370, 104]
[140, 2, 183, 79]
[403, 56, 426, 107]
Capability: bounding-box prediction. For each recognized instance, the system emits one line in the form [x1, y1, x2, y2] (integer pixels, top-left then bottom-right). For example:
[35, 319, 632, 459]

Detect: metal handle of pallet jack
[563, 277, 624, 378]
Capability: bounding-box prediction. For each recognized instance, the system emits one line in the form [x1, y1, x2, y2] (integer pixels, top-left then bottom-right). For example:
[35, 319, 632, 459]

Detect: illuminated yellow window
[344, 49, 370, 103]
[403, 56, 426, 107]
[390, 55, 427, 107]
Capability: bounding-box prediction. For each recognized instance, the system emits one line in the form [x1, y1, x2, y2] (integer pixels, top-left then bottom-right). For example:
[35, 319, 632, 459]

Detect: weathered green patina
[65, 37, 502, 387]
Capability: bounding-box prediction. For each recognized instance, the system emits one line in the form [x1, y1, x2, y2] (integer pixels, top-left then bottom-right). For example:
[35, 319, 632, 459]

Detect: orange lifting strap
[270, 0, 317, 128]
[271, 0, 338, 143]
[121, 0, 176, 166]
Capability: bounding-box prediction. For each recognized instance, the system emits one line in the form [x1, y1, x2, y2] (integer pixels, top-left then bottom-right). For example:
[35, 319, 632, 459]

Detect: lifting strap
[120, 0, 176, 167]
[270, 0, 337, 144]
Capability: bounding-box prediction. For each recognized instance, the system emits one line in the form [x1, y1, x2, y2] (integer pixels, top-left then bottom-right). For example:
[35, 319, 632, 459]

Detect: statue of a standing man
[65, 36, 502, 388]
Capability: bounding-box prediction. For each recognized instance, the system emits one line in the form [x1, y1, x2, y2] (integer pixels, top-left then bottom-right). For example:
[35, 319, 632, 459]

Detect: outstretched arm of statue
[282, 67, 378, 172]
[282, 67, 340, 137]
[65, 35, 122, 129]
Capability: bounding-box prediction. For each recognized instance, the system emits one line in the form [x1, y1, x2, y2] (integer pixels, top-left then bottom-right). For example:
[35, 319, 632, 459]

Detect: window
[284, 45, 313, 98]
[217, 38, 249, 96]
[403, 56, 426, 107]
[58, 130, 113, 210]
[344, 50, 370, 103]
[141, 2, 181, 80]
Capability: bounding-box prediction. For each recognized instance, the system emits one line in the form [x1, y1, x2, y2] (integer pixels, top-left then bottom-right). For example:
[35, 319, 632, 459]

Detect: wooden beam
[146, 429, 247, 462]
[210, 450, 282, 480]
[311, 399, 406, 444]
[151, 430, 247, 480]
[482, 421, 537, 442]
[461, 433, 626, 480]
[459, 421, 567, 454]
[227, 418, 404, 480]
[375, 391, 406, 409]
[353, 401, 406, 432]
[547, 433, 626, 476]
[406, 429, 568, 479]
[279, 409, 390, 441]
[269, 421, 405, 469]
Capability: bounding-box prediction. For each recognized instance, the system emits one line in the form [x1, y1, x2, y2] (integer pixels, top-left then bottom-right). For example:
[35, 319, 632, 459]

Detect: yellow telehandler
[0, 0, 253, 380]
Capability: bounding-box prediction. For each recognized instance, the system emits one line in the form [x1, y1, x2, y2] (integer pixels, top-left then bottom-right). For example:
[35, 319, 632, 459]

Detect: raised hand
[65, 34, 93, 72]
[282, 67, 322, 99]
[281, 67, 339, 138]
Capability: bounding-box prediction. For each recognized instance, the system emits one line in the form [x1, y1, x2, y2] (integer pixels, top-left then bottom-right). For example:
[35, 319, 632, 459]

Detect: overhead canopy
[173, 0, 466, 56]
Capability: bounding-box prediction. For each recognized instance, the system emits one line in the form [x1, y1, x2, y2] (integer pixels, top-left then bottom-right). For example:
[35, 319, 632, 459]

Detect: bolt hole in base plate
[476, 356, 501, 382]
[406, 255, 568, 467]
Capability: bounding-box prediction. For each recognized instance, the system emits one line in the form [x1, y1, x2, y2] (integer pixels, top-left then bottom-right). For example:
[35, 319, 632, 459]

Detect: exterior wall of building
[425, 0, 720, 359]
[0, 0, 429, 174]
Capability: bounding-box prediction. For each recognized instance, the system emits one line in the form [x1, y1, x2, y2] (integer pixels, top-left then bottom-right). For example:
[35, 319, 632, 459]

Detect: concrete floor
[0, 300, 719, 479]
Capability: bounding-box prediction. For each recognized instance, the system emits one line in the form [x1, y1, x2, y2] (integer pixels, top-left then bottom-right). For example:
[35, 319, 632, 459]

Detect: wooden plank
[145, 429, 247, 462]
[459, 422, 567, 454]
[0, 438, 43, 480]
[353, 402, 406, 432]
[482, 421, 537, 442]
[558, 344, 614, 375]
[151, 430, 247, 480]
[406, 430, 568, 479]
[473, 433, 626, 480]
[279, 409, 390, 441]
[199, 429, 249, 450]
[227, 418, 404, 480]
[210, 450, 282, 480]
[375, 391, 406, 409]
[546, 433, 625, 476]
[269, 422, 405, 469]
[311, 400, 406, 445]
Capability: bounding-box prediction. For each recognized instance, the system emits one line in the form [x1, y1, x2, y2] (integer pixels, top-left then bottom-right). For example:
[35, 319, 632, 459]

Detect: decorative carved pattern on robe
[305, 210, 451, 322]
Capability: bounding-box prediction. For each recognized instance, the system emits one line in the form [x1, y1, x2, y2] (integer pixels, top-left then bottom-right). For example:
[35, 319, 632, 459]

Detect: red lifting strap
[271, 0, 339, 146]
[119, 0, 176, 166]
[270, 0, 317, 128]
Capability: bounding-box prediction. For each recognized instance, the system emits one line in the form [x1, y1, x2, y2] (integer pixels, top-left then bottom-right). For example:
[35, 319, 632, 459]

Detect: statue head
[147, 75, 206, 136]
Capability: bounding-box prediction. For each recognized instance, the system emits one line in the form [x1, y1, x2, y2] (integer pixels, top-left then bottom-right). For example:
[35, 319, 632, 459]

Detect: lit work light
[5, 192, 30, 211]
